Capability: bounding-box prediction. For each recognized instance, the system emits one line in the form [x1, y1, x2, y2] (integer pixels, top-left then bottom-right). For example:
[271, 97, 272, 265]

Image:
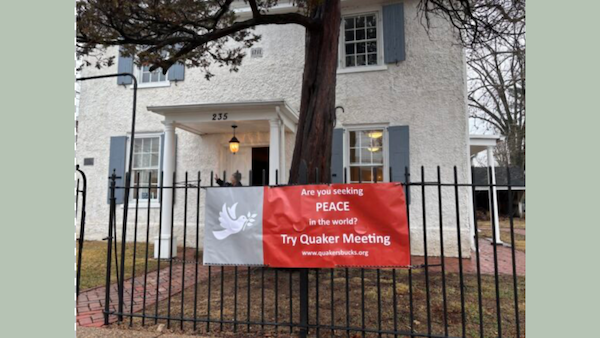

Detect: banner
[203, 183, 410, 268]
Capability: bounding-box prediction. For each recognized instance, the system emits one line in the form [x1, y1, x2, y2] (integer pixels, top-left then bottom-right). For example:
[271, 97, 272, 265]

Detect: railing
[102, 166, 524, 338]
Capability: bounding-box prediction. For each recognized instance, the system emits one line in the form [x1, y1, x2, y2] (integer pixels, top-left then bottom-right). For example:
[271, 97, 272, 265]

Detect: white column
[155, 121, 177, 259]
[467, 163, 476, 250]
[518, 192, 525, 218]
[279, 120, 286, 183]
[487, 146, 503, 245]
[269, 118, 281, 185]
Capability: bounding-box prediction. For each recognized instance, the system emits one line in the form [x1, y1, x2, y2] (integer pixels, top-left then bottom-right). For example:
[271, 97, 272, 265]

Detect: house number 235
[212, 113, 228, 120]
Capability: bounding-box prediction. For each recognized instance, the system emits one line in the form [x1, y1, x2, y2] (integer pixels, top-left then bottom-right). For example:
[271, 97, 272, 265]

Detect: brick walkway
[76, 263, 201, 327]
[412, 238, 525, 276]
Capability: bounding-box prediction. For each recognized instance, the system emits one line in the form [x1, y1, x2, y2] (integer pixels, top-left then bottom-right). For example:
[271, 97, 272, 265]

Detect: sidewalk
[77, 326, 209, 338]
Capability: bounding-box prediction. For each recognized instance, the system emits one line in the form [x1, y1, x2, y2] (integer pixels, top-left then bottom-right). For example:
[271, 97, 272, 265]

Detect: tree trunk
[288, 0, 341, 184]
[505, 125, 525, 170]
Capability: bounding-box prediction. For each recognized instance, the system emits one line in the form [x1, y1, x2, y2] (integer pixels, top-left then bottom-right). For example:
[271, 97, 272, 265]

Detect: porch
[146, 100, 298, 257]
[148, 100, 298, 186]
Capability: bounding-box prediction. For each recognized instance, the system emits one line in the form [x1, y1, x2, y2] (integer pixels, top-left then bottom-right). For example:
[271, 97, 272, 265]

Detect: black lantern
[229, 125, 240, 154]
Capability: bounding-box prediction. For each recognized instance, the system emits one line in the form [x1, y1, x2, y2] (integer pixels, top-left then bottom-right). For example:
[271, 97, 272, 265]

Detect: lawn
[77, 241, 159, 291]
[124, 267, 525, 338]
[477, 217, 526, 252]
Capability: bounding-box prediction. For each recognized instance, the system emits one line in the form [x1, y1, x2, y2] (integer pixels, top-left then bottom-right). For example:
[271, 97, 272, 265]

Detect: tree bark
[289, 0, 341, 184]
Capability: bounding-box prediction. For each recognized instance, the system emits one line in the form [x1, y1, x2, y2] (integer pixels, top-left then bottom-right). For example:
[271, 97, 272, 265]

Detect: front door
[224, 146, 251, 186]
[251, 147, 269, 186]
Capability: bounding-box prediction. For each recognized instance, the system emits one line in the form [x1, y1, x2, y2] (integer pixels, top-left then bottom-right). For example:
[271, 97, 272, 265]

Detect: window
[348, 129, 385, 183]
[137, 65, 168, 85]
[131, 137, 160, 201]
[342, 13, 379, 68]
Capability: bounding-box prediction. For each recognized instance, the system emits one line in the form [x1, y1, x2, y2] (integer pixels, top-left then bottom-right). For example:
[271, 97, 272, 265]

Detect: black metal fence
[76, 165, 88, 298]
[101, 166, 524, 338]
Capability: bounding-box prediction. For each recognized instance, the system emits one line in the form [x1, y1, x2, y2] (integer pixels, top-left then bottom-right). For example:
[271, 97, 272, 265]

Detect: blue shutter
[107, 136, 127, 204]
[117, 48, 134, 85]
[167, 62, 185, 81]
[330, 128, 345, 183]
[383, 3, 406, 63]
[388, 125, 410, 202]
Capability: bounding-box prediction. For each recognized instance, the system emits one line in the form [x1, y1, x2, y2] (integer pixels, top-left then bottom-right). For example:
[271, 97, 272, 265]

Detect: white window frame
[123, 132, 163, 208]
[343, 124, 390, 183]
[132, 65, 171, 89]
[338, 7, 388, 74]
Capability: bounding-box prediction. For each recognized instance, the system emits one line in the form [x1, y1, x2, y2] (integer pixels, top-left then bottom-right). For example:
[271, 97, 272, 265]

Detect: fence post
[506, 167, 521, 337]
[76, 165, 87, 299]
[104, 170, 118, 325]
[298, 161, 309, 338]
[118, 172, 131, 322]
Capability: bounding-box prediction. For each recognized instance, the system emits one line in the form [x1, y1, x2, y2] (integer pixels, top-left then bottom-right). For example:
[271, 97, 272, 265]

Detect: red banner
[262, 183, 410, 268]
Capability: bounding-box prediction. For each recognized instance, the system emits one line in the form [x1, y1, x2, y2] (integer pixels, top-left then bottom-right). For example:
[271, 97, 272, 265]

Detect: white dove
[213, 202, 257, 240]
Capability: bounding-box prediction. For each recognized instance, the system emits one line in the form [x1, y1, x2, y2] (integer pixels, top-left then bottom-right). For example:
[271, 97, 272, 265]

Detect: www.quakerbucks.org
[301, 249, 370, 257]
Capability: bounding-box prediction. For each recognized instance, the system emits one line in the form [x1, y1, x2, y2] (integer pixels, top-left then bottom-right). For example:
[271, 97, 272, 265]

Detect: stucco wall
[76, 0, 471, 257]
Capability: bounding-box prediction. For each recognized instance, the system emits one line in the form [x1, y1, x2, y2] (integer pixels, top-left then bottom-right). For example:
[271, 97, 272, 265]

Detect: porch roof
[469, 134, 504, 156]
[147, 99, 299, 135]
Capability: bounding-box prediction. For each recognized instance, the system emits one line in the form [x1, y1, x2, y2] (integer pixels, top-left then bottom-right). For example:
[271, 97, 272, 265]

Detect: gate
[102, 166, 524, 337]
[75, 165, 88, 298]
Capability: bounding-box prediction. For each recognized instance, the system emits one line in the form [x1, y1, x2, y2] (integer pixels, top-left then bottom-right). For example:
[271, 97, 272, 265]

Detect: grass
[478, 217, 525, 230]
[77, 241, 159, 291]
[124, 267, 525, 338]
[479, 229, 526, 252]
[477, 217, 526, 252]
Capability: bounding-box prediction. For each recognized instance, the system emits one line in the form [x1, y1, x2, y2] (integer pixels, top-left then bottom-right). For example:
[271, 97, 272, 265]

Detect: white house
[76, 0, 472, 258]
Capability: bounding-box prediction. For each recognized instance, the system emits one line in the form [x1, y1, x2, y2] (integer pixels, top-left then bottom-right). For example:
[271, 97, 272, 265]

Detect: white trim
[129, 65, 171, 89]
[149, 100, 298, 119]
[337, 64, 388, 74]
[343, 124, 390, 183]
[470, 134, 503, 157]
[121, 132, 163, 209]
[126, 201, 162, 209]
[269, 118, 282, 185]
[134, 82, 171, 89]
[342, 122, 390, 128]
[147, 100, 299, 135]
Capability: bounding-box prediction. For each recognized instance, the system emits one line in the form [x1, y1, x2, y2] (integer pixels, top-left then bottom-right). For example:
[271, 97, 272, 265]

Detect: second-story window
[137, 65, 168, 85]
[342, 13, 379, 68]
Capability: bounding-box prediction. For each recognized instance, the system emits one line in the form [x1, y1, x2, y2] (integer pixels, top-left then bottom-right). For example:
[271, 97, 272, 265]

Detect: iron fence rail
[99, 166, 523, 338]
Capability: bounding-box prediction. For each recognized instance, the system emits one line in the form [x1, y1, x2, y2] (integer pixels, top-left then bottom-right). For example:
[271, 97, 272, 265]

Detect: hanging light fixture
[367, 130, 383, 139]
[229, 125, 240, 154]
[367, 130, 382, 152]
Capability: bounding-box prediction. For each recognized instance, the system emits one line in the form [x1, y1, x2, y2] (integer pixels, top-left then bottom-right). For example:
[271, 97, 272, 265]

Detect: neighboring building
[469, 135, 525, 246]
[76, 0, 471, 257]
[473, 167, 526, 218]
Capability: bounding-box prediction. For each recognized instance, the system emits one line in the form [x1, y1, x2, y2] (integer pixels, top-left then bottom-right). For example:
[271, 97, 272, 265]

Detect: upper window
[137, 65, 168, 85]
[342, 13, 380, 68]
[131, 136, 160, 201]
[348, 129, 385, 183]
